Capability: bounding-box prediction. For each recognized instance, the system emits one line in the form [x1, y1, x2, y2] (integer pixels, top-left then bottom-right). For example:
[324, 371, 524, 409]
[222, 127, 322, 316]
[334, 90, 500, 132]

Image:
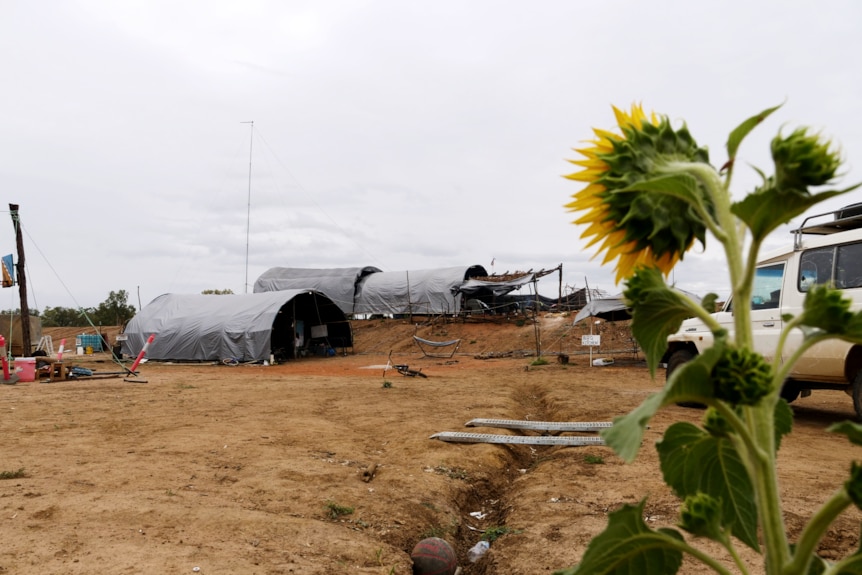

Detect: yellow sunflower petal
[612, 105, 634, 129]
[574, 147, 602, 159]
[575, 217, 615, 235]
[566, 168, 608, 182]
[582, 226, 620, 251]
[571, 184, 606, 201]
[570, 157, 608, 169]
[591, 129, 621, 145]
[566, 194, 604, 212]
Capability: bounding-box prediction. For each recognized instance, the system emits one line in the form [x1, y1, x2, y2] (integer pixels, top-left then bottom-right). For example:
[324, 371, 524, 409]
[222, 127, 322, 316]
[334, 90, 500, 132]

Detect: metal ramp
[430, 432, 605, 446]
[430, 418, 614, 446]
[465, 418, 613, 433]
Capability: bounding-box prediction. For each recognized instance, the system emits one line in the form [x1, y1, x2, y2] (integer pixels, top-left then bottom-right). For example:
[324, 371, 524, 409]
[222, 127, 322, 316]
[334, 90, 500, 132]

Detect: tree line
[2, 288, 236, 327]
[2, 290, 137, 327]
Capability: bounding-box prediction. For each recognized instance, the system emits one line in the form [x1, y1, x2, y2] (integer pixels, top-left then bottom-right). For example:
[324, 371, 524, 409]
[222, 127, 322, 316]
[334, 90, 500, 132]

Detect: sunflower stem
[746, 402, 791, 573]
[700, 156, 791, 573]
[670, 162, 729, 245]
[787, 489, 852, 574]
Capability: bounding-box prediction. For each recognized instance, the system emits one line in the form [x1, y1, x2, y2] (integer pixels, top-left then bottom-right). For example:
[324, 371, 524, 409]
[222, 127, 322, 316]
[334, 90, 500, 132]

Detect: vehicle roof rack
[793, 203, 862, 249]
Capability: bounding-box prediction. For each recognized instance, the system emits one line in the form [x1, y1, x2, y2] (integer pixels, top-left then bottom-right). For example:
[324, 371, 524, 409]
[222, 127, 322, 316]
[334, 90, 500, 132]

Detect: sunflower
[565, 104, 712, 283]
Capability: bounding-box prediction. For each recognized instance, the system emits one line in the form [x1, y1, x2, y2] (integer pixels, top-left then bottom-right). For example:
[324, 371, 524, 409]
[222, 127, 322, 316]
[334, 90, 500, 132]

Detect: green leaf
[602, 392, 666, 463]
[701, 293, 720, 314]
[829, 421, 862, 446]
[553, 500, 684, 575]
[657, 422, 760, 550]
[663, 342, 726, 404]
[799, 285, 854, 332]
[602, 343, 725, 463]
[725, 104, 783, 164]
[801, 552, 829, 575]
[775, 398, 794, 452]
[624, 268, 705, 375]
[731, 188, 849, 243]
[751, 164, 768, 182]
[617, 172, 709, 215]
[798, 285, 862, 346]
[631, 291, 694, 376]
[831, 540, 862, 574]
[845, 462, 862, 511]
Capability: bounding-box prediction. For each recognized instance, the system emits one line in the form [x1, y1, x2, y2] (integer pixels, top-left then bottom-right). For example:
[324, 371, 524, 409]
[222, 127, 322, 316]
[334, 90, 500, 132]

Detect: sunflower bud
[703, 407, 735, 438]
[798, 284, 854, 334]
[711, 347, 773, 406]
[679, 492, 724, 540]
[771, 128, 841, 189]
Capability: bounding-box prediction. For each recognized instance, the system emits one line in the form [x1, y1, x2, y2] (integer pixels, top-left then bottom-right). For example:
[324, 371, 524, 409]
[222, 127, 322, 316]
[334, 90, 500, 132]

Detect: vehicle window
[799, 247, 834, 292]
[836, 242, 862, 289]
[752, 263, 784, 309]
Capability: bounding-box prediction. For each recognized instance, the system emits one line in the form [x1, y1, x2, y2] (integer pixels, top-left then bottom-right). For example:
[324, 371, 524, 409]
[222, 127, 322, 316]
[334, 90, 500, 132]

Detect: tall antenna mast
[241, 121, 254, 293]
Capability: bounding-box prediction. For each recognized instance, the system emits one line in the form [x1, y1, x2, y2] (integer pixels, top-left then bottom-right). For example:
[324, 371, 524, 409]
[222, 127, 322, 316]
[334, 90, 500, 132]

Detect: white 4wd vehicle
[664, 203, 862, 417]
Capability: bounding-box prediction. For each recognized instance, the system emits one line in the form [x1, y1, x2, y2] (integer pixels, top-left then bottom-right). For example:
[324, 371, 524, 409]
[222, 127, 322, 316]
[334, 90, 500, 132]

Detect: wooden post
[557, 263, 563, 308]
[405, 270, 412, 323]
[8, 204, 31, 355]
[532, 277, 541, 358]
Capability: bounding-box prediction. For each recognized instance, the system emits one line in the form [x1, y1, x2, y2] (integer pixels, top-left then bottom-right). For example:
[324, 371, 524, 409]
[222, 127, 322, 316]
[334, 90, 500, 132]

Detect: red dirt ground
[1, 315, 861, 574]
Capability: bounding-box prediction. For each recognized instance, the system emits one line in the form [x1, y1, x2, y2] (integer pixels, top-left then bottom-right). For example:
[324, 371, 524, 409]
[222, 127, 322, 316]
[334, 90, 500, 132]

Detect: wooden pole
[532, 278, 541, 357]
[9, 204, 31, 355]
[558, 263, 563, 308]
[406, 270, 412, 323]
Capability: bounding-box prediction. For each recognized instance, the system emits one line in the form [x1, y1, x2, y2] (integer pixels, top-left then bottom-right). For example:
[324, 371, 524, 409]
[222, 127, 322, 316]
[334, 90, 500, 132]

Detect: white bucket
[592, 358, 614, 366]
[76, 346, 84, 355]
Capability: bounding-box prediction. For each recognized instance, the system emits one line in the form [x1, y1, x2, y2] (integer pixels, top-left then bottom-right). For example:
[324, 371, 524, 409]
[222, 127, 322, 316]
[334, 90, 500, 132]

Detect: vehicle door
[748, 262, 786, 362]
[791, 243, 862, 380]
[696, 262, 786, 361]
[721, 262, 786, 361]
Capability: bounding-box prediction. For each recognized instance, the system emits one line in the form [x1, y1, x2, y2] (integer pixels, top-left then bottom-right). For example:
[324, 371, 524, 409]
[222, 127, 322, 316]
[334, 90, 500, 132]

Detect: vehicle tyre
[666, 349, 694, 382]
[779, 382, 800, 404]
[666, 348, 703, 408]
[852, 371, 862, 421]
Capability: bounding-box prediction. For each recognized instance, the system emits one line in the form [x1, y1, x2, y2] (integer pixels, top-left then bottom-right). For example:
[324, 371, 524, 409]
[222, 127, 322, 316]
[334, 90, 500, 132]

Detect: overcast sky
[2, 1, 861, 312]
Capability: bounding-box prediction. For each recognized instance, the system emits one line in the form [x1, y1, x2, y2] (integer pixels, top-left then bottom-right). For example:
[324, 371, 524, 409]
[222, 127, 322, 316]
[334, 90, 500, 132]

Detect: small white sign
[581, 334, 601, 347]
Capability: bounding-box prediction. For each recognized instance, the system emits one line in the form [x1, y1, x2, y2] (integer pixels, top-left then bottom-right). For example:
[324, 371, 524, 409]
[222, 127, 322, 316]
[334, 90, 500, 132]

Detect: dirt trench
[397, 381, 576, 574]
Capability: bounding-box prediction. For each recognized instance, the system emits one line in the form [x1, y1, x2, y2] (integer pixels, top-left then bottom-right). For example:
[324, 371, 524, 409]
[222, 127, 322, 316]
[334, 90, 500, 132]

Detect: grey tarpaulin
[573, 288, 702, 323]
[253, 266, 381, 314]
[573, 295, 631, 323]
[353, 266, 487, 315]
[122, 290, 351, 362]
[454, 273, 536, 297]
[253, 265, 487, 316]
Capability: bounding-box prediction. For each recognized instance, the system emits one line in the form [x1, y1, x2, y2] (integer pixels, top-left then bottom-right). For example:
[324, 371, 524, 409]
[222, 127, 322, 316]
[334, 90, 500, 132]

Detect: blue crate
[75, 334, 103, 352]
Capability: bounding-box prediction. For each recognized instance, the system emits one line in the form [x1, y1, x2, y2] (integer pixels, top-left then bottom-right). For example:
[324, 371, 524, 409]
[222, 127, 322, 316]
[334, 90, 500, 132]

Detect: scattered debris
[361, 463, 378, 483]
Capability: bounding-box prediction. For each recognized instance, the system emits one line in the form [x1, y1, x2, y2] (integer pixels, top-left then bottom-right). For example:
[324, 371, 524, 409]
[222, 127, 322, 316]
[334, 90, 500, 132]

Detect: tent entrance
[270, 292, 354, 361]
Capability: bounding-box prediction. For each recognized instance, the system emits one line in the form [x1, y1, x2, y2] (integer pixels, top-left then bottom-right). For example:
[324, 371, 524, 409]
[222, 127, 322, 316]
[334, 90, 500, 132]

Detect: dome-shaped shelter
[122, 290, 351, 362]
